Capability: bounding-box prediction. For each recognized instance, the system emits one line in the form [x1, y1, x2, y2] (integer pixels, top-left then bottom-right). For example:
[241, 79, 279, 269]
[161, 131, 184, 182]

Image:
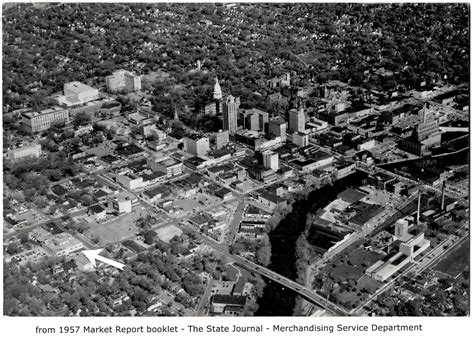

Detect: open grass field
[327, 247, 385, 283]
[357, 274, 382, 293]
[317, 245, 385, 309]
[433, 238, 469, 277]
[330, 265, 362, 281]
[326, 275, 382, 309]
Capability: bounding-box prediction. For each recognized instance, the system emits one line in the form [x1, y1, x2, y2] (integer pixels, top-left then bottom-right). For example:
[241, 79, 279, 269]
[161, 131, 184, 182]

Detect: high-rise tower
[288, 108, 306, 133]
[223, 95, 239, 134]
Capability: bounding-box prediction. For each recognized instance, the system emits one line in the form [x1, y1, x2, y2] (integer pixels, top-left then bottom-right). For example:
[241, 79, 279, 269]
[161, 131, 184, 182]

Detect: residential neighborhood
[2, 2, 469, 319]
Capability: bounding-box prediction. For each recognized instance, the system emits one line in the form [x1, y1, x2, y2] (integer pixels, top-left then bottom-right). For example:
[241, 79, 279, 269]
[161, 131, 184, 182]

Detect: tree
[17, 232, 29, 244]
[73, 112, 92, 127]
[256, 243, 271, 266]
[182, 273, 204, 297]
[169, 236, 184, 255]
[143, 231, 155, 245]
[80, 194, 95, 206]
[6, 243, 21, 255]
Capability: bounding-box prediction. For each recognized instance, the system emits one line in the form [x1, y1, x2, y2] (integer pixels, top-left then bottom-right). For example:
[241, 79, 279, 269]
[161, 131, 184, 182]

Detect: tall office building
[268, 117, 287, 141]
[223, 95, 240, 134]
[262, 150, 279, 171]
[184, 135, 210, 156]
[292, 131, 309, 147]
[240, 108, 269, 131]
[415, 108, 441, 144]
[244, 113, 260, 131]
[288, 108, 306, 133]
[399, 106, 442, 156]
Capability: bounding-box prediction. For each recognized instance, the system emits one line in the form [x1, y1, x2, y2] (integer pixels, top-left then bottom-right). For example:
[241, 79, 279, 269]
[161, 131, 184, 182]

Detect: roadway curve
[232, 254, 348, 316]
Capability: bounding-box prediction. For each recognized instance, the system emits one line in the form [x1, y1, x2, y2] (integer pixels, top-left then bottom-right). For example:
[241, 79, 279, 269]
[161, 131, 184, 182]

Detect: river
[255, 171, 368, 316]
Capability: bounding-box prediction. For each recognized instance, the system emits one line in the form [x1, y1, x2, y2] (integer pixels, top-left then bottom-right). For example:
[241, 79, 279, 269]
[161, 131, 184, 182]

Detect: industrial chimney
[416, 190, 422, 224]
[441, 181, 446, 212]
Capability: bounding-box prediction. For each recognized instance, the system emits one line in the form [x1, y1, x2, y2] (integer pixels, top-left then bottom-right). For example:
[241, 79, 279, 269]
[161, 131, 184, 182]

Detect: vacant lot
[173, 197, 199, 211]
[86, 145, 113, 157]
[85, 210, 142, 245]
[172, 193, 220, 217]
[155, 225, 183, 244]
[433, 239, 469, 277]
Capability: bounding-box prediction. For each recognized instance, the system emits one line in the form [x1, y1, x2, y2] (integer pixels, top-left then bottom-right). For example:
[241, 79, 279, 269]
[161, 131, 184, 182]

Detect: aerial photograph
[2, 2, 469, 317]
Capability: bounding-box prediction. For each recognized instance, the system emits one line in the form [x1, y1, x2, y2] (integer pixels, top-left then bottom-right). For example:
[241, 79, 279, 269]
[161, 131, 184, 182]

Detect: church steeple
[213, 76, 222, 100]
[173, 107, 179, 121]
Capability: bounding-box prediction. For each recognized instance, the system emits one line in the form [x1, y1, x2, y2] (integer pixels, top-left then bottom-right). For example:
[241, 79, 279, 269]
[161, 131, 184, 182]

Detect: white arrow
[82, 249, 125, 270]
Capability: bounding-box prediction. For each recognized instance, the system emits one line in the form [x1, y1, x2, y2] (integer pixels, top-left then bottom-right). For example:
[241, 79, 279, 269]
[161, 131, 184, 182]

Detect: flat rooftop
[337, 189, 367, 204]
[65, 81, 97, 93]
[157, 157, 180, 167]
[22, 106, 67, 118]
[434, 89, 462, 101]
[128, 112, 150, 121]
[291, 158, 317, 167]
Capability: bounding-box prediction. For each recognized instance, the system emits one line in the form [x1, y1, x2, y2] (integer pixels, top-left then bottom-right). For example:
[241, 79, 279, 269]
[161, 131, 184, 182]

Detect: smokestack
[441, 181, 446, 211]
[416, 190, 422, 224]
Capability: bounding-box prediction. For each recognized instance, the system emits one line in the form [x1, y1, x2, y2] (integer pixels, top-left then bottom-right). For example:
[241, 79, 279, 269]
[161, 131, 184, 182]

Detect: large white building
[262, 150, 279, 171]
[22, 106, 70, 133]
[109, 191, 136, 214]
[147, 157, 184, 178]
[106, 69, 142, 93]
[394, 218, 410, 241]
[8, 143, 42, 161]
[366, 232, 430, 282]
[43, 233, 84, 257]
[292, 131, 309, 147]
[57, 81, 99, 107]
[116, 170, 144, 190]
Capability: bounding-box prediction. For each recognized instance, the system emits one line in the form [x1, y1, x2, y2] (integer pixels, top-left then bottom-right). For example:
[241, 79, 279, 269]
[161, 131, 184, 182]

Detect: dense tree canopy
[3, 3, 469, 112]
